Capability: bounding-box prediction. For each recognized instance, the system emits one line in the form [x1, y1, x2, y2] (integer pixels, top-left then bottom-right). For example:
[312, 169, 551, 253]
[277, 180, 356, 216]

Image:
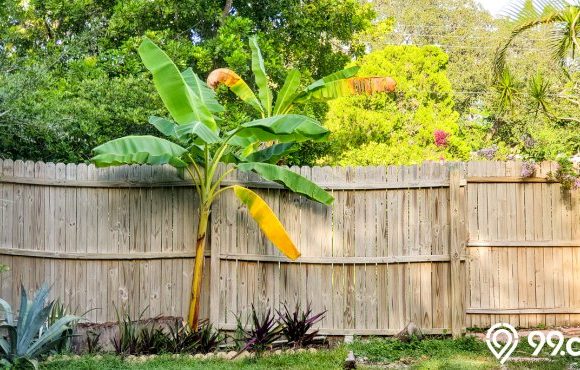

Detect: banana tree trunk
[187, 207, 209, 329]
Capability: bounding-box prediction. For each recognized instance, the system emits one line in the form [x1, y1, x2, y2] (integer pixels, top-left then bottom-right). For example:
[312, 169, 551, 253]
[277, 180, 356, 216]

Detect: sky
[476, 0, 576, 16]
[476, 0, 512, 16]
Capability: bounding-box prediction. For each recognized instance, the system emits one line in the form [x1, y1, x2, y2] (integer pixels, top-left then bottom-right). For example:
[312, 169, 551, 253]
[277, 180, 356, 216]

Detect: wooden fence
[0, 159, 578, 336]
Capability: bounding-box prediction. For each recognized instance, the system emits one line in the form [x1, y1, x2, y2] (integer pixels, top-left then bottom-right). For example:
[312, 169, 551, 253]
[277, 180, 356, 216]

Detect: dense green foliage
[320, 45, 482, 165]
[0, 0, 578, 166]
[366, 0, 579, 163]
[0, 0, 372, 162]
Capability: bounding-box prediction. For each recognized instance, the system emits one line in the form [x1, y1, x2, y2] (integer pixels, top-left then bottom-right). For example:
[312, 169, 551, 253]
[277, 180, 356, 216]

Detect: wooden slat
[449, 168, 463, 338]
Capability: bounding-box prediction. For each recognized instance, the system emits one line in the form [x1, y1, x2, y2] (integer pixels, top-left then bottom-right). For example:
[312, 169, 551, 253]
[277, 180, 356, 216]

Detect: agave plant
[0, 285, 80, 369]
[91, 36, 392, 330]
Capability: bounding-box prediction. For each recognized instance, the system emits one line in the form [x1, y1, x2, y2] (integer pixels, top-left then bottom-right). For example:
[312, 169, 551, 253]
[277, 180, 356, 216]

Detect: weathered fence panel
[210, 163, 466, 335]
[0, 158, 578, 335]
[0, 159, 209, 323]
[465, 161, 580, 329]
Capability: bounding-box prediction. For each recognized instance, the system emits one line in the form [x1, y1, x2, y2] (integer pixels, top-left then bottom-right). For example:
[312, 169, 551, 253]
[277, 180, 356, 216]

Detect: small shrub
[277, 302, 325, 347]
[111, 306, 145, 355]
[194, 321, 222, 353]
[520, 160, 537, 177]
[236, 305, 283, 356]
[165, 319, 199, 354]
[86, 330, 102, 354]
[0, 285, 80, 369]
[547, 157, 580, 190]
[475, 145, 498, 160]
[433, 130, 449, 147]
[138, 325, 170, 355]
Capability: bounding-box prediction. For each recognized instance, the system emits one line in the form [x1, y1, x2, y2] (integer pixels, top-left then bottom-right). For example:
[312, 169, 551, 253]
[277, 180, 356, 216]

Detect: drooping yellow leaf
[233, 185, 300, 260]
[304, 76, 396, 101]
[206, 68, 264, 114]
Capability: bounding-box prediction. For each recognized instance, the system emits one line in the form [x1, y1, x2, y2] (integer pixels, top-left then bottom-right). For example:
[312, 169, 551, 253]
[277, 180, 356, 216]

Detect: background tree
[348, 0, 580, 163]
[319, 45, 478, 166]
[0, 0, 373, 163]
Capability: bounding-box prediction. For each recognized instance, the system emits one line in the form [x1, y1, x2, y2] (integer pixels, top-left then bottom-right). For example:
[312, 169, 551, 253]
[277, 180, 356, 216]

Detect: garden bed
[42, 336, 580, 369]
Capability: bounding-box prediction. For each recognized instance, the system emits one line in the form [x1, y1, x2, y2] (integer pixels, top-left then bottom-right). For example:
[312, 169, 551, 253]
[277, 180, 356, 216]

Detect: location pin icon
[486, 323, 519, 364]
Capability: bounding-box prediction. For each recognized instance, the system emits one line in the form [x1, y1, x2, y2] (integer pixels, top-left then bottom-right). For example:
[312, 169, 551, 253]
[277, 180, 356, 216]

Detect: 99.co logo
[486, 322, 580, 364]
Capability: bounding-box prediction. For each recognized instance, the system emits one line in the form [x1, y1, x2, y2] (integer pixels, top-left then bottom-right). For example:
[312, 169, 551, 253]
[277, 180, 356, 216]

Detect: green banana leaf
[273, 69, 301, 115]
[174, 122, 222, 144]
[240, 114, 328, 138]
[182, 68, 224, 114]
[231, 115, 328, 146]
[138, 38, 217, 131]
[304, 66, 360, 92]
[237, 162, 334, 205]
[91, 135, 188, 167]
[242, 142, 295, 163]
[249, 36, 273, 116]
[149, 116, 178, 138]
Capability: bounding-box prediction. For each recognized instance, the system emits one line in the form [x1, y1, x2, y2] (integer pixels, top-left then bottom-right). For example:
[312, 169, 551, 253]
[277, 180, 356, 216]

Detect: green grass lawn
[41, 336, 580, 369]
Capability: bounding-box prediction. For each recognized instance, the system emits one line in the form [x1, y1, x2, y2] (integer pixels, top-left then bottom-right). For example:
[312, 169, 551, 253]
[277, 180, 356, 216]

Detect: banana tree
[207, 36, 396, 118]
[91, 37, 335, 330]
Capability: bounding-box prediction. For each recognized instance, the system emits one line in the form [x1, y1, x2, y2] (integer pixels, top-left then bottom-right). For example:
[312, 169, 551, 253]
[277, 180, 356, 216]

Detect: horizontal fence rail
[0, 159, 578, 335]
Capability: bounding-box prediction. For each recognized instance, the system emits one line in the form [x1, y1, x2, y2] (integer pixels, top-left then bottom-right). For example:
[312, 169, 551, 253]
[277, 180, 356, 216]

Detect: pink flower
[434, 130, 449, 147]
[574, 177, 580, 190]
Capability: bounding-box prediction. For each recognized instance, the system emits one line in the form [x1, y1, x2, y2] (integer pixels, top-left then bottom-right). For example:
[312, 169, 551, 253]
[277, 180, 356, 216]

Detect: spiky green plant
[0, 285, 80, 369]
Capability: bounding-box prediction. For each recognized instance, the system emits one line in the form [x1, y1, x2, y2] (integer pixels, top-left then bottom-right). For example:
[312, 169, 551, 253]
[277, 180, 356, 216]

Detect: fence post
[449, 167, 464, 337]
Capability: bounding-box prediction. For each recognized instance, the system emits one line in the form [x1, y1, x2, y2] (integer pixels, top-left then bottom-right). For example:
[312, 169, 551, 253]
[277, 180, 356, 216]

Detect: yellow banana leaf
[206, 68, 264, 114]
[299, 76, 396, 103]
[233, 185, 300, 260]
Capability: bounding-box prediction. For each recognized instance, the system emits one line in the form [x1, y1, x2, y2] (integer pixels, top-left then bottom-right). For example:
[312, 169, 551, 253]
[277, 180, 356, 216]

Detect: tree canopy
[0, 0, 578, 165]
[320, 45, 481, 166]
[0, 0, 373, 162]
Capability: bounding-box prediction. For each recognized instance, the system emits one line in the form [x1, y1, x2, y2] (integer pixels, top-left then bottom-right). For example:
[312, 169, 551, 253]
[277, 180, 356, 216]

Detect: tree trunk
[187, 207, 210, 329]
[221, 0, 233, 24]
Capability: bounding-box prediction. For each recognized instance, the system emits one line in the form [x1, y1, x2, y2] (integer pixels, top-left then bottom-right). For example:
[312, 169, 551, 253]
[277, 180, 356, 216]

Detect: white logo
[486, 323, 519, 364]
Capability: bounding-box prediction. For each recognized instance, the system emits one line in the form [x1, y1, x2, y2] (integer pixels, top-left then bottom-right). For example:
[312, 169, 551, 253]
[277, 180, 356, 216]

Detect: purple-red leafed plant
[277, 302, 326, 348]
[236, 305, 282, 356]
[194, 320, 223, 353]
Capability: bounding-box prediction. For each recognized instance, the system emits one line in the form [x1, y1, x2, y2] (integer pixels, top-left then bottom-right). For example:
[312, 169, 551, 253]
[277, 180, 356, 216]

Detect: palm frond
[496, 69, 519, 113]
[494, 11, 564, 77]
[494, 0, 572, 77]
[528, 72, 551, 114]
